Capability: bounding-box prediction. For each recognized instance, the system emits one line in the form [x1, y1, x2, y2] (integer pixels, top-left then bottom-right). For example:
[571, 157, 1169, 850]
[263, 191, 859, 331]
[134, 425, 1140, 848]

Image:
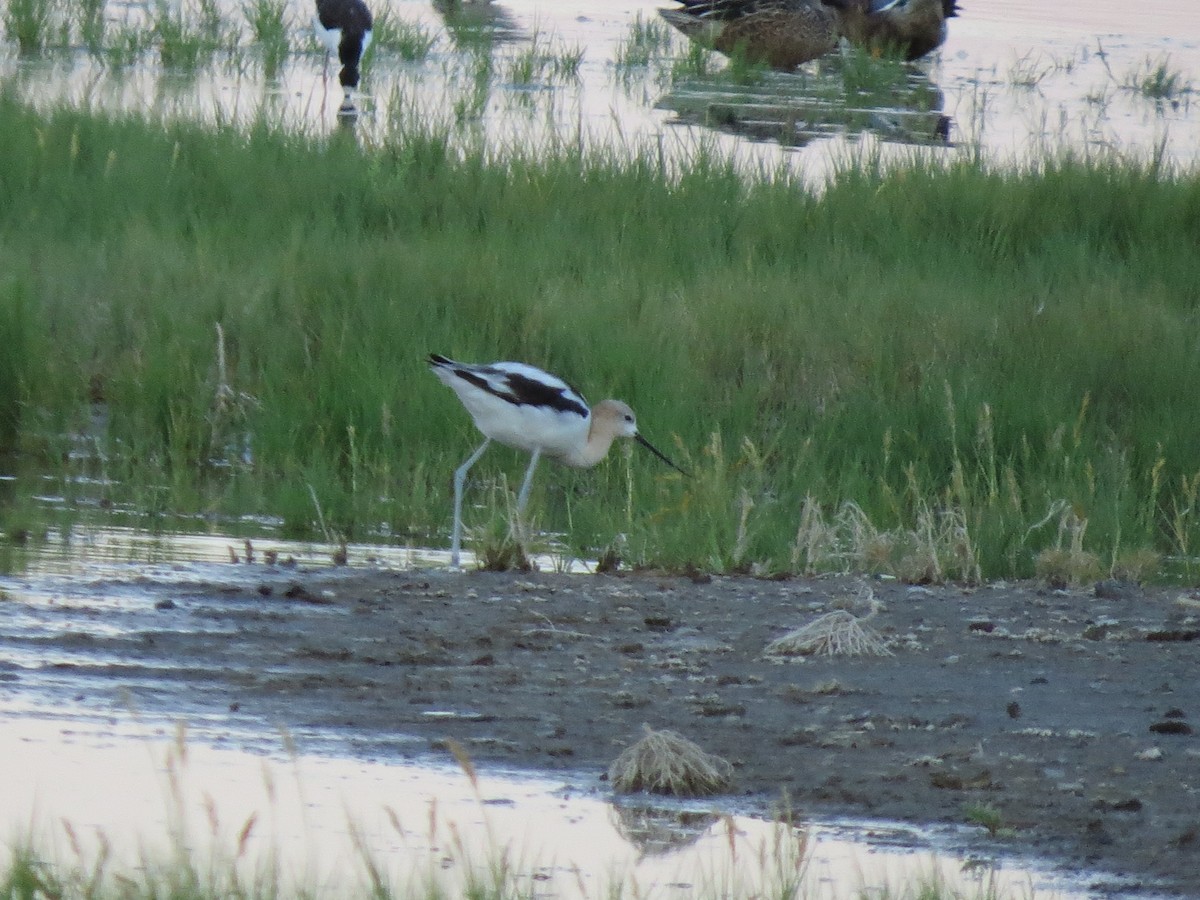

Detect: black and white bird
[313, 0, 374, 115]
[428, 354, 686, 568]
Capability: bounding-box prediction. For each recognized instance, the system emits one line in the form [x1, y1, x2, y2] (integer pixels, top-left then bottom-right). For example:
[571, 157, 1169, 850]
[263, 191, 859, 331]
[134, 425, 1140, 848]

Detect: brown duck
[658, 0, 845, 71]
[832, 0, 958, 61]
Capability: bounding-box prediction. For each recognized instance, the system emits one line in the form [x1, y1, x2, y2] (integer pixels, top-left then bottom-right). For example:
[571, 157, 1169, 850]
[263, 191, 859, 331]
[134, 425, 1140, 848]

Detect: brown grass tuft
[608, 726, 734, 797]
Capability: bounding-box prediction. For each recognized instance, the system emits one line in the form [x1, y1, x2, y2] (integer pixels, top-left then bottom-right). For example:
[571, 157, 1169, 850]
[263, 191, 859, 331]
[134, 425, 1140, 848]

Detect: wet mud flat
[5, 567, 1199, 894]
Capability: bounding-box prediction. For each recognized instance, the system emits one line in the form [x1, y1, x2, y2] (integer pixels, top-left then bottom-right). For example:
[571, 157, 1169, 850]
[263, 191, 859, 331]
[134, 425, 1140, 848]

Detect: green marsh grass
[152, 0, 223, 71]
[838, 44, 910, 96]
[368, 8, 437, 62]
[672, 39, 717, 78]
[504, 30, 584, 87]
[550, 42, 585, 81]
[964, 802, 1014, 839]
[721, 48, 771, 87]
[104, 22, 154, 67]
[614, 13, 674, 69]
[242, 0, 290, 78]
[2, 0, 59, 53]
[1122, 54, 1193, 102]
[2, 93, 1200, 578]
[75, 0, 107, 54]
[1006, 50, 1056, 90]
[197, 0, 225, 42]
[444, 45, 494, 124]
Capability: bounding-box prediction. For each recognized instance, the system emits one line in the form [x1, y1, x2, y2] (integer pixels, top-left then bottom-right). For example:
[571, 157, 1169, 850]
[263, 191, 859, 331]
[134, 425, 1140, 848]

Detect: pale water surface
[1, 0, 1197, 181]
[1, 689, 1097, 898]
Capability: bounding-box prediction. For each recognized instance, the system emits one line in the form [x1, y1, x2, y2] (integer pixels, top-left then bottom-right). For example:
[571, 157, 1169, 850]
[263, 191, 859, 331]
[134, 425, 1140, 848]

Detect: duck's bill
[636, 434, 689, 476]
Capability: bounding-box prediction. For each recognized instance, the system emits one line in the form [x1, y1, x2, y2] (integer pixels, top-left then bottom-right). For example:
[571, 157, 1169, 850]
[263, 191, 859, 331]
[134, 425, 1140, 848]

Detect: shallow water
[1, 695, 1095, 898]
[1, 0, 1197, 181]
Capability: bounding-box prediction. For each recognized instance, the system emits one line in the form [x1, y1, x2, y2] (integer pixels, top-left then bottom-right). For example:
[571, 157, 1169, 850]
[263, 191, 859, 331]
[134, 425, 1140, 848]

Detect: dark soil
[10, 566, 1200, 895]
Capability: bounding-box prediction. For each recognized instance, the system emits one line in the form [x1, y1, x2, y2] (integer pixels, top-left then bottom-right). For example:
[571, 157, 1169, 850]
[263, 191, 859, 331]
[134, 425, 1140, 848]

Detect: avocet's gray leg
[515, 448, 542, 517]
[451, 439, 491, 568]
[510, 448, 542, 554]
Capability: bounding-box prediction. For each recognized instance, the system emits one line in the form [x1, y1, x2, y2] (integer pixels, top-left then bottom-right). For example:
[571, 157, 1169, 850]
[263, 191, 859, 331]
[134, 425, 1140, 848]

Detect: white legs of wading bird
[427, 354, 686, 568]
[313, 0, 373, 115]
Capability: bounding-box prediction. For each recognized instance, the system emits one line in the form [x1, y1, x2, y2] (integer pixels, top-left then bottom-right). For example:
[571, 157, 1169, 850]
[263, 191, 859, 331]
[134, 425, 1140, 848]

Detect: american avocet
[831, 0, 957, 61]
[313, 0, 374, 115]
[658, 0, 843, 71]
[428, 353, 686, 568]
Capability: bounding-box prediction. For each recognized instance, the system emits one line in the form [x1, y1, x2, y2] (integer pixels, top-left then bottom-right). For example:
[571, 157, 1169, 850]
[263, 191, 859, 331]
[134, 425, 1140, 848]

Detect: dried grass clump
[789, 498, 981, 583]
[608, 727, 734, 797]
[1111, 547, 1162, 583]
[765, 610, 892, 658]
[1035, 547, 1101, 587]
[1031, 501, 1102, 588]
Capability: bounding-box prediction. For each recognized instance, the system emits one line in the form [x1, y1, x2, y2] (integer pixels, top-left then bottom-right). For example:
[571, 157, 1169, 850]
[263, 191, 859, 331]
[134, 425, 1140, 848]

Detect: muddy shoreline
[7, 566, 1200, 894]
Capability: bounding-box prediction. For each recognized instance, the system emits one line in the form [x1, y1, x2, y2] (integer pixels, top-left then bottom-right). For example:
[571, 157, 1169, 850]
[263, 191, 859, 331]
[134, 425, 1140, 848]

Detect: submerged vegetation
[1, 44, 1200, 578]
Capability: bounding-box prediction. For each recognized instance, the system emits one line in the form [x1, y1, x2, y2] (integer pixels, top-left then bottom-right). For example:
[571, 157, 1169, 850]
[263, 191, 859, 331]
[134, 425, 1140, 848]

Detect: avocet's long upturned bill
[428, 354, 686, 567]
[313, 0, 373, 115]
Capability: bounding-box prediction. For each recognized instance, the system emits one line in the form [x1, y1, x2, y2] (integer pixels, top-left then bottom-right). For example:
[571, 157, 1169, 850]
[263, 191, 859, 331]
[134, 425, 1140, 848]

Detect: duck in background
[832, 0, 958, 61]
[657, 0, 845, 71]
